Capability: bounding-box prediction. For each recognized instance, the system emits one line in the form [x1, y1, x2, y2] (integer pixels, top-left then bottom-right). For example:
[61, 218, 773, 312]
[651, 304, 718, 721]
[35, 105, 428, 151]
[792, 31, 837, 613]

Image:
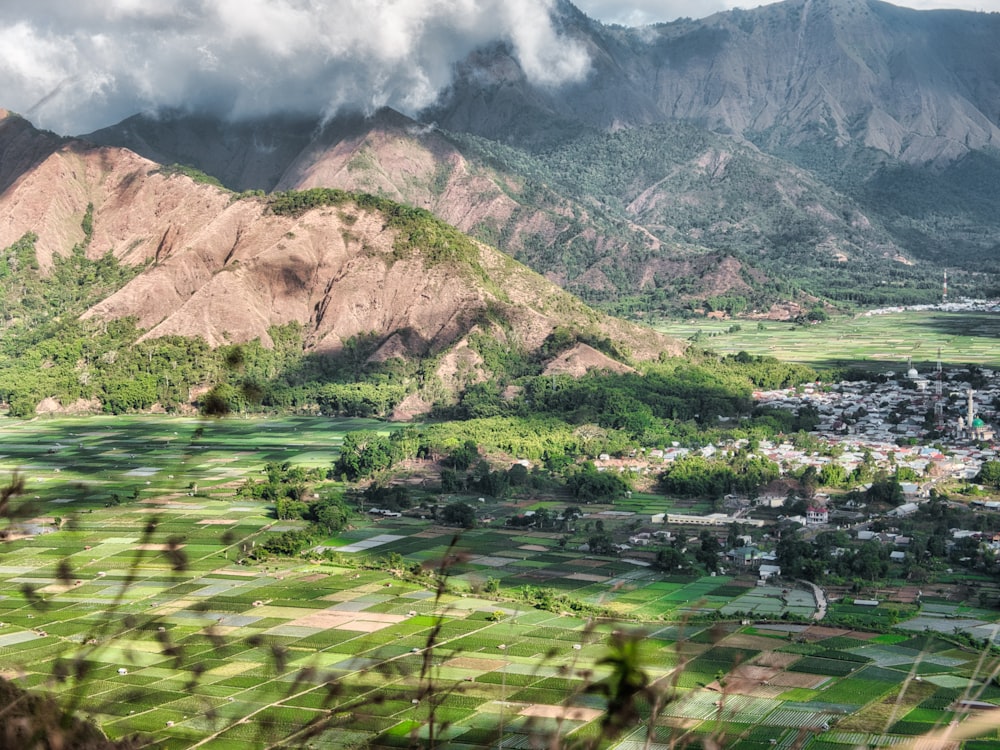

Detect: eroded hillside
[0, 111, 682, 415]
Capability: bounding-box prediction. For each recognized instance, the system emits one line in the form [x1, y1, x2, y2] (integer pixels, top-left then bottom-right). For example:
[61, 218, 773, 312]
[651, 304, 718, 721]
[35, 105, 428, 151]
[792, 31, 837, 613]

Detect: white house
[806, 506, 829, 525]
[759, 564, 781, 580]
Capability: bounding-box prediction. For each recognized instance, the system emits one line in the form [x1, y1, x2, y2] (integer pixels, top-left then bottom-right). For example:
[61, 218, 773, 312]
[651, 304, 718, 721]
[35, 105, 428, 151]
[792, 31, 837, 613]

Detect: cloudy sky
[1, 0, 997, 135]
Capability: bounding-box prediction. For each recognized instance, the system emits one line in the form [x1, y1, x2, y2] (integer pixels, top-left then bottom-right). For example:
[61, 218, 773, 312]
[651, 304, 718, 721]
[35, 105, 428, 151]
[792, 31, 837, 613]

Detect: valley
[4, 1, 1000, 746]
[3, 413, 1000, 748]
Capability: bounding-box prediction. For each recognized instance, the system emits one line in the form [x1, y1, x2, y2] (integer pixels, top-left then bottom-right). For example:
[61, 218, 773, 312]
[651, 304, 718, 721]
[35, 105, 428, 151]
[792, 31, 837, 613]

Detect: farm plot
[720, 585, 817, 618]
[0, 417, 998, 749]
[654, 311, 1000, 371]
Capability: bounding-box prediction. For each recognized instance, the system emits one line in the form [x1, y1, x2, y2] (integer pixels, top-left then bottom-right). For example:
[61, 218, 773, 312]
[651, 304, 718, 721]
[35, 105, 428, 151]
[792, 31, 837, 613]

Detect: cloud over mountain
[0, 0, 591, 135]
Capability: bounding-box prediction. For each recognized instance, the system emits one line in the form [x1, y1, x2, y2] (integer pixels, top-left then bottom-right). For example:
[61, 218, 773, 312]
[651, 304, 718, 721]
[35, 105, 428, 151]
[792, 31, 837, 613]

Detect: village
[586, 361, 1000, 593]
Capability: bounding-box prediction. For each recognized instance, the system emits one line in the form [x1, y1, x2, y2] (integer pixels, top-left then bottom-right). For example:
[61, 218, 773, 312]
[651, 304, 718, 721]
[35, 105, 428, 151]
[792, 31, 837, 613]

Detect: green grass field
[654, 310, 1000, 372]
[0, 416, 998, 748]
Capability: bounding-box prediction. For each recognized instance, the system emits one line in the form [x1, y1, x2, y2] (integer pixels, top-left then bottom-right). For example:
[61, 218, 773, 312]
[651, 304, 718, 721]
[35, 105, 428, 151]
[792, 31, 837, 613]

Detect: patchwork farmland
[0, 417, 998, 748]
[655, 310, 1000, 372]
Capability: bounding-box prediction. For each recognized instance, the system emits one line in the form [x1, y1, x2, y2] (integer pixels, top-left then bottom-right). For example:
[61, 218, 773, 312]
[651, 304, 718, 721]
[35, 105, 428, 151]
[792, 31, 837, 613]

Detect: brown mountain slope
[0, 111, 682, 406]
[0, 112, 233, 272]
[276, 111, 524, 233]
[276, 109, 673, 296]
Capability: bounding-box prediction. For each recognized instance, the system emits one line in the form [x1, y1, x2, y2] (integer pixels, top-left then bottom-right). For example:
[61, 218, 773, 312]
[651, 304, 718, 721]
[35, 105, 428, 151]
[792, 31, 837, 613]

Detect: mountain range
[3, 0, 1000, 414]
[80, 0, 1000, 314]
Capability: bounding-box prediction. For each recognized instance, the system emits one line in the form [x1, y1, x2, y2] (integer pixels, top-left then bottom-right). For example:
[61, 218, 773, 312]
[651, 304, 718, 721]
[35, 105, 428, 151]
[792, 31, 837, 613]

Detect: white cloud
[0, 0, 590, 134]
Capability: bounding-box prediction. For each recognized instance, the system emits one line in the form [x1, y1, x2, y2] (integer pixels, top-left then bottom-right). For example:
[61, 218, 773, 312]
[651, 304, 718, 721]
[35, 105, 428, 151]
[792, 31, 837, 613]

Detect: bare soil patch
[752, 651, 802, 669]
[443, 657, 508, 671]
[413, 530, 453, 539]
[542, 343, 634, 377]
[801, 626, 851, 641]
[519, 705, 604, 722]
[708, 664, 787, 698]
[769, 672, 829, 689]
[290, 609, 406, 632]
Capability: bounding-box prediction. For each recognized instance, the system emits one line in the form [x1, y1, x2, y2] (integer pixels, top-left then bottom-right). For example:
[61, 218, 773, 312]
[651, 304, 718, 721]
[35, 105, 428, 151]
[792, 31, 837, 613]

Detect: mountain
[84, 110, 319, 194]
[430, 0, 1000, 165]
[79, 0, 1000, 309]
[86, 105, 907, 314]
[0, 110, 681, 416]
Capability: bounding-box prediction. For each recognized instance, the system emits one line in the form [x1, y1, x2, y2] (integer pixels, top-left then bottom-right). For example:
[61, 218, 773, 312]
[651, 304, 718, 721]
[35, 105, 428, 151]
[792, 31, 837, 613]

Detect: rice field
[654, 310, 1000, 372]
[0, 416, 999, 748]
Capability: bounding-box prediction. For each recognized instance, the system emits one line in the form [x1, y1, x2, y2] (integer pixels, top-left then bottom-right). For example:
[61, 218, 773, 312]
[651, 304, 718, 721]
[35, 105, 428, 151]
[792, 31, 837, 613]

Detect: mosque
[905, 357, 993, 441]
[957, 389, 994, 442]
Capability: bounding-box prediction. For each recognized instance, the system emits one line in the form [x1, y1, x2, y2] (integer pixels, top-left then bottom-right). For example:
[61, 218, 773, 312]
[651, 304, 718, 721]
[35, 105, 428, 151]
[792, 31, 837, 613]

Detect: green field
[0, 417, 998, 748]
[0, 414, 388, 507]
[654, 310, 1000, 372]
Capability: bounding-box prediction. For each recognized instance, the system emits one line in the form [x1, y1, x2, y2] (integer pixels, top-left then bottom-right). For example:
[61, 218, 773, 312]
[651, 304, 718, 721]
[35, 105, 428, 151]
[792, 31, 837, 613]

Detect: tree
[275, 499, 309, 520]
[587, 532, 616, 556]
[334, 431, 395, 480]
[312, 496, 349, 534]
[440, 501, 476, 529]
[567, 462, 629, 503]
[866, 474, 905, 507]
[477, 468, 510, 499]
[976, 460, 1000, 489]
[726, 522, 743, 551]
[819, 462, 848, 488]
[257, 529, 314, 556]
[695, 530, 722, 572]
[445, 440, 480, 471]
[440, 468, 462, 493]
[654, 547, 691, 573]
[798, 465, 818, 499]
[506, 463, 530, 486]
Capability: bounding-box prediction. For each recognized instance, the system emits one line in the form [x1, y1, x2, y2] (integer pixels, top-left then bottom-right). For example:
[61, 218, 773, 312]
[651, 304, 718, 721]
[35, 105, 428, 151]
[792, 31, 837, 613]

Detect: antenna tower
[934, 348, 944, 429]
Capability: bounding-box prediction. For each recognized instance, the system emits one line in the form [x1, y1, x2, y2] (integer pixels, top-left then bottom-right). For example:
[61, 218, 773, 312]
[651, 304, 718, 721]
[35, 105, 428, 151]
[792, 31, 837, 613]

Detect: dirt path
[799, 579, 828, 621]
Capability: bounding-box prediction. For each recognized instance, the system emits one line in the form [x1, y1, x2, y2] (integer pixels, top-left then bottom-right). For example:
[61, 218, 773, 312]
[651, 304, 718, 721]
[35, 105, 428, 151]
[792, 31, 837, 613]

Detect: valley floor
[0, 416, 999, 747]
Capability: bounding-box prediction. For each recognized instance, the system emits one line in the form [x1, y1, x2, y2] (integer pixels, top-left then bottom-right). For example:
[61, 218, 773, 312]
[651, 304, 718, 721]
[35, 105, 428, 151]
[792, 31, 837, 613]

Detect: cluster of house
[585, 365, 1000, 581]
[753, 366, 998, 478]
[592, 365, 997, 497]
